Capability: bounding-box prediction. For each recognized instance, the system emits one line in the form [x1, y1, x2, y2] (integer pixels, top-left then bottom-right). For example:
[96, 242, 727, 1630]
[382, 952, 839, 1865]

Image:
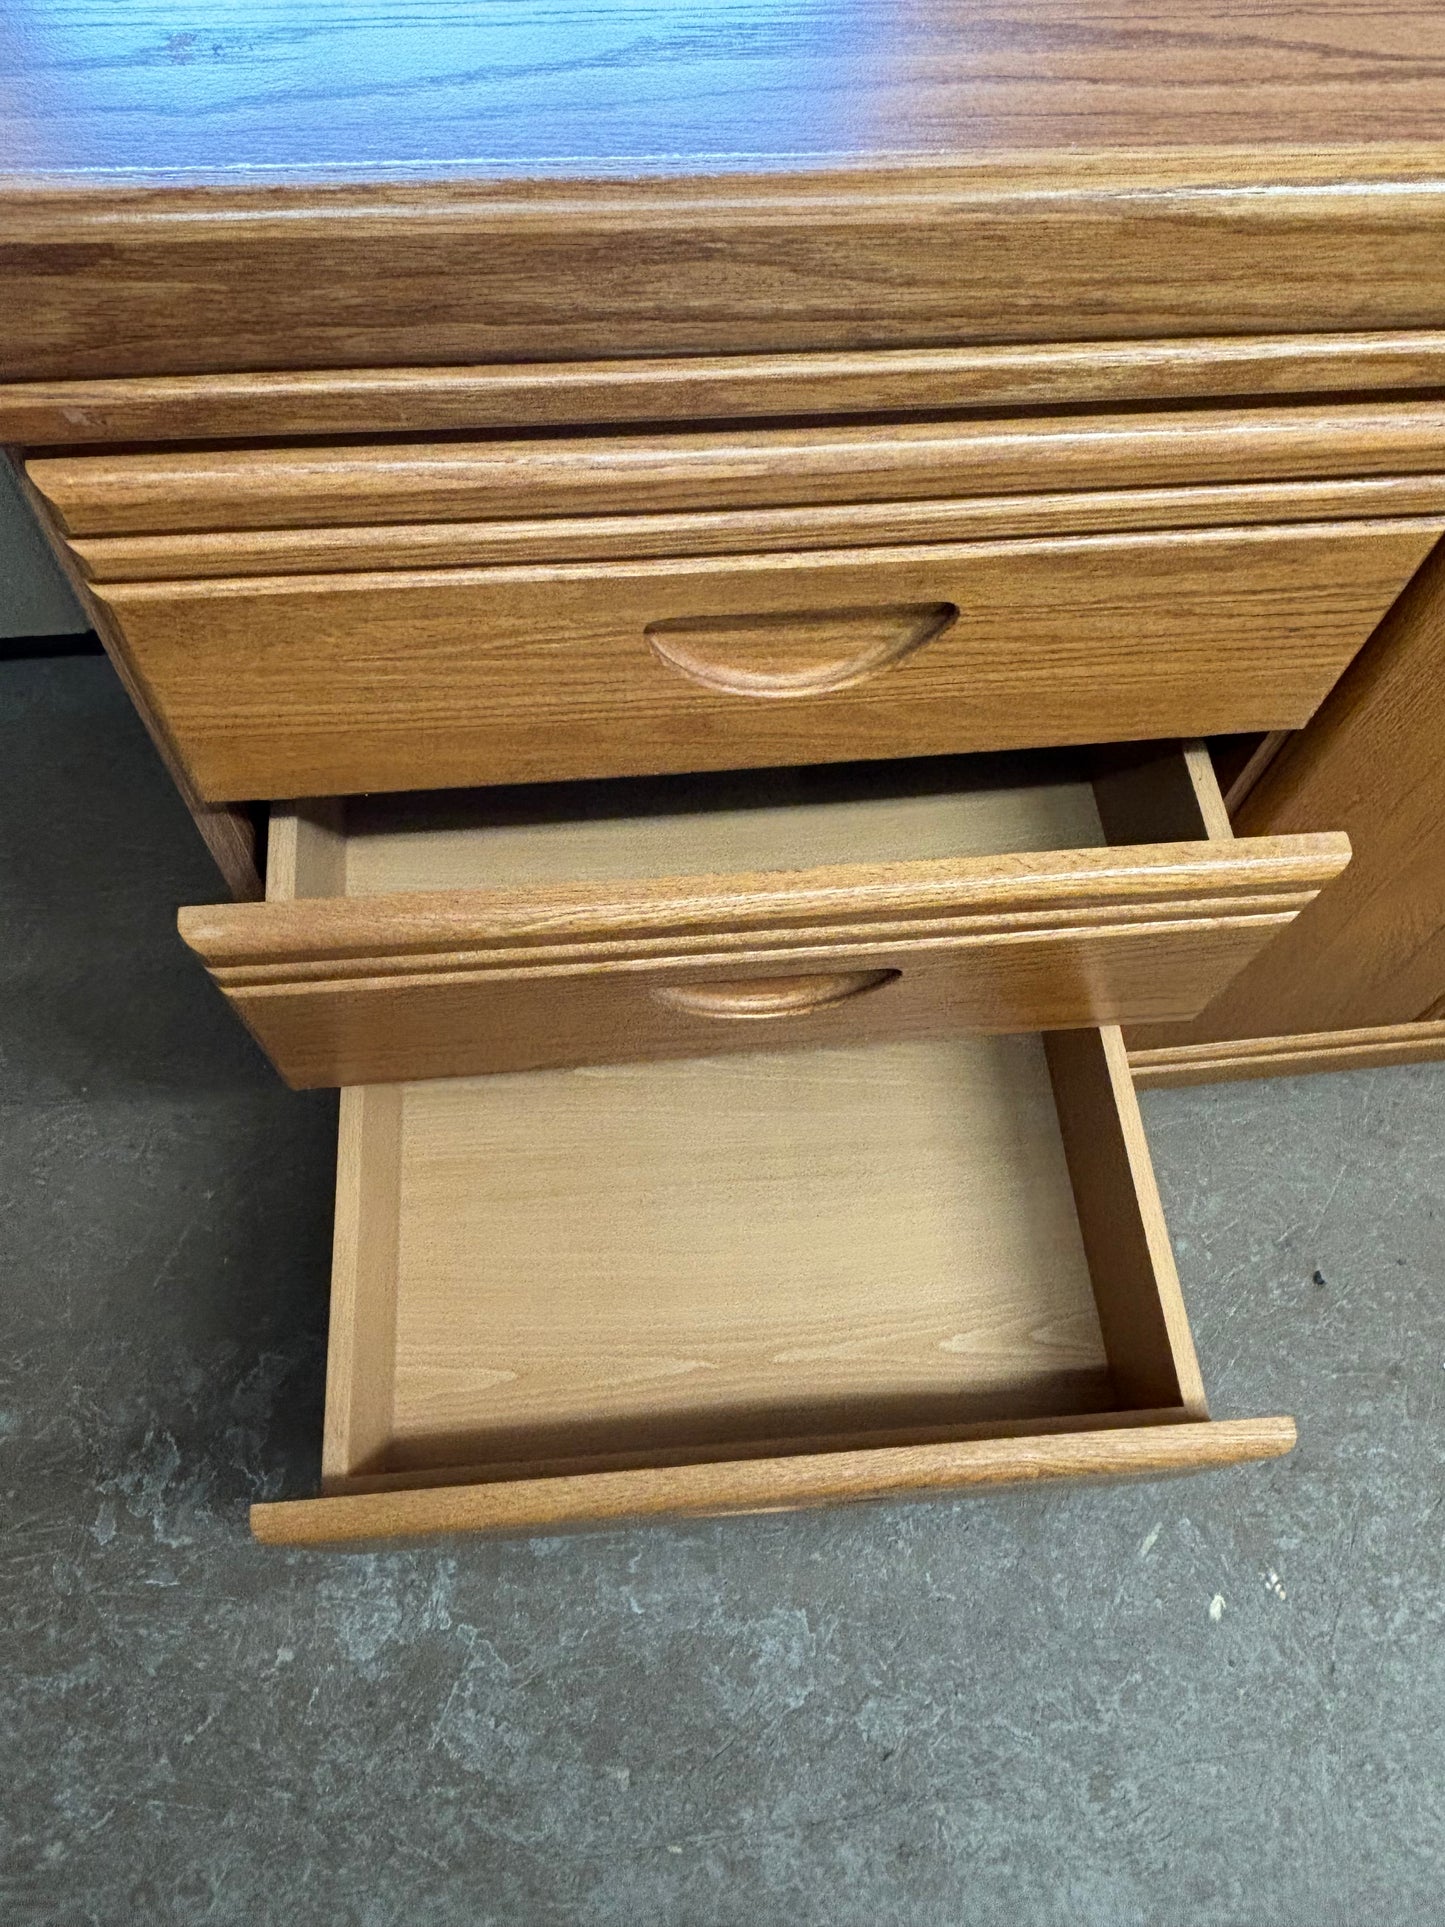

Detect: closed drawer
[250, 1025, 1294, 1546]
[85, 521, 1441, 800]
[178, 742, 1348, 1087]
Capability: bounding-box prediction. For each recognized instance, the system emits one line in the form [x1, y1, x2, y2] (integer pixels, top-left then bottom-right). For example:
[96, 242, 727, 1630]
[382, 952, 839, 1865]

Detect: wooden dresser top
[3, 0, 1445, 183]
[4, 2, 1445, 382]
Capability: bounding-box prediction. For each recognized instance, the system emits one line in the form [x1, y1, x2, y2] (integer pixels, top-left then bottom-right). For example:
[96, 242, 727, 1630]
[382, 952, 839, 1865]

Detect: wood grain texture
[320, 1086, 402, 1484]
[5, 0, 1445, 379]
[280, 1024, 1292, 1537]
[180, 782, 1348, 1086]
[58, 478, 1445, 584]
[8, 150, 1445, 381]
[373, 1039, 1115, 1472]
[313, 1403, 1217, 1493]
[33, 404, 1445, 537]
[1046, 1026, 1206, 1413]
[249, 1000, 1298, 1541]
[1129, 1019, 1445, 1085]
[9, 332, 1445, 447]
[649, 969, 901, 1019]
[189, 839, 1349, 973]
[251, 1417, 1297, 1544]
[183, 918, 1329, 1090]
[6, 3, 1445, 187]
[1128, 531, 1445, 1047]
[93, 522, 1442, 802]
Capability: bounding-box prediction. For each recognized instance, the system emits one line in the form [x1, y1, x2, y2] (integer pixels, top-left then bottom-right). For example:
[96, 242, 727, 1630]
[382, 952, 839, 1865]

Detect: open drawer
[250, 1024, 1294, 1546]
[179, 742, 1348, 1087]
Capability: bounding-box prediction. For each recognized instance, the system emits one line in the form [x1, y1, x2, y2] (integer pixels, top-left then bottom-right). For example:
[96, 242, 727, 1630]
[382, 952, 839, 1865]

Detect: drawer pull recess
[645, 602, 958, 697]
[652, 969, 901, 1020]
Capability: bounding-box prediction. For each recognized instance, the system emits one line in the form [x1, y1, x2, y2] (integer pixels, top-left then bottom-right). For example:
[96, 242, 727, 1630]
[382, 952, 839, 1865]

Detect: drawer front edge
[250, 1418, 1298, 1545]
[97, 523, 1441, 800]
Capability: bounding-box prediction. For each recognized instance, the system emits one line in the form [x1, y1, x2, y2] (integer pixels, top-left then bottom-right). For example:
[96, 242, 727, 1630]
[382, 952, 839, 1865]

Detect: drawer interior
[275, 741, 1224, 900]
[291, 747, 1119, 898]
[306, 1025, 1213, 1515]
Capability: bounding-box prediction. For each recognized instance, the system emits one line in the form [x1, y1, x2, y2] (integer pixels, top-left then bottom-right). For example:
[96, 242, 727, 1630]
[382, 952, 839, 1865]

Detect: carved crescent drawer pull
[645, 603, 958, 697]
[652, 969, 901, 1020]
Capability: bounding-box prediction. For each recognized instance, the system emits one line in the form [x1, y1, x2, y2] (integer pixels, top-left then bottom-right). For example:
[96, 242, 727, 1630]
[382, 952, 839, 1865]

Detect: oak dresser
[5, 1, 1445, 1544]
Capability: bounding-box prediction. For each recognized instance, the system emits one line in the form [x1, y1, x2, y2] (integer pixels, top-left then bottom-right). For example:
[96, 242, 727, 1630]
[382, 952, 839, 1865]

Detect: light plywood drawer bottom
[251, 1025, 1293, 1546]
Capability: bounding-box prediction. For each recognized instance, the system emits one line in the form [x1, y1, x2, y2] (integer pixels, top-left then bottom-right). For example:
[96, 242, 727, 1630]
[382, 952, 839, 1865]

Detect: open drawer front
[179, 742, 1348, 1086]
[251, 1025, 1294, 1545]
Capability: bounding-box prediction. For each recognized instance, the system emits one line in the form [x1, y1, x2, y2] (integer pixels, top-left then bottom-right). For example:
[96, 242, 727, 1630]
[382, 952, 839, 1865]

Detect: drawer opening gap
[272, 739, 1229, 904]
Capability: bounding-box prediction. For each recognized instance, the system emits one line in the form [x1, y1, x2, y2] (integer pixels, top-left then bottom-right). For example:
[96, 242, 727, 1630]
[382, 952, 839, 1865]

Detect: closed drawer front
[87, 522, 1440, 799]
[178, 743, 1348, 1087]
[250, 1025, 1294, 1546]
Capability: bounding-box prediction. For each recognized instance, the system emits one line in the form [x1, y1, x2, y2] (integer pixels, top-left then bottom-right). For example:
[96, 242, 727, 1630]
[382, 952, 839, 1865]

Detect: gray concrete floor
[4, 649, 1444, 1927]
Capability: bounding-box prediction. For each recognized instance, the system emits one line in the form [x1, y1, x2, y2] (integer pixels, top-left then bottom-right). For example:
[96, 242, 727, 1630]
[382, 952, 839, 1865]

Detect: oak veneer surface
[4, 9, 1445, 376]
[57, 479, 1445, 584]
[182, 889, 1346, 1089]
[1043, 1025, 1204, 1415]
[9, 156, 1445, 380]
[8, 336, 1445, 449]
[1128, 1018, 1445, 1085]
[5, 2, 1444, 183]
[182, 755, 1348, 1087]
[253, 1418, 1299, 1544]
[33, 405, 1445, 537]
[94, 522, 1442, 801]
[14, 335, 1445, 450]
[1130, 535, 1445, 1048]
[314, 1027, 1210, 1479]
[322, 1081, 403, 1481]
